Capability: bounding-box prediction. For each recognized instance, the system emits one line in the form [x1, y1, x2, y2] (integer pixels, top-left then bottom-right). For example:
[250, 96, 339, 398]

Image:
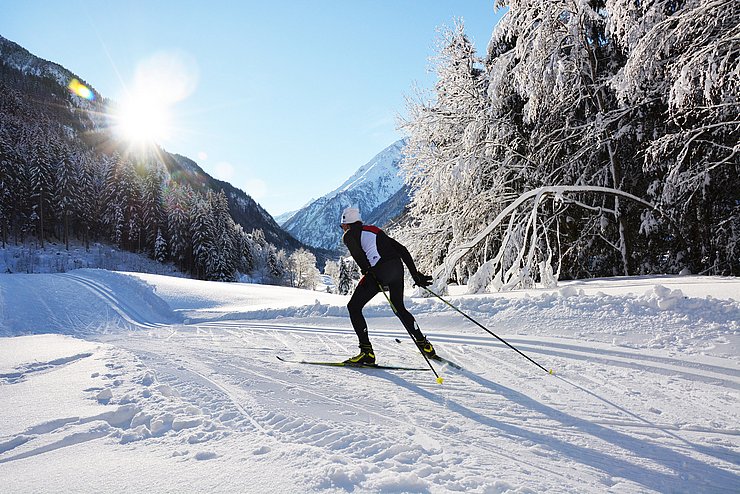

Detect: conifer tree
[54, 144, 79, 250]
[141, 164, 165, 254]
[208, 190, 237, 281]
[164, 182, 194, 270]
[190, 194, 214, 279]
[337, 257, 357, 295]
[30, 134, 54, 247]
[154, 228, 167, 263]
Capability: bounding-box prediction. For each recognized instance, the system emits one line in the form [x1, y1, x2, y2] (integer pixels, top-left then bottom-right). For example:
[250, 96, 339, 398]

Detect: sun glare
[112, 97, 171, 146]
[108, 50, 199, 149]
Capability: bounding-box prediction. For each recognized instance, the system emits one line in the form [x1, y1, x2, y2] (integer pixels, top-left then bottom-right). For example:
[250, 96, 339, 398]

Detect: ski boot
[344, 344, 376, 365]
[415, 338, 436, 358]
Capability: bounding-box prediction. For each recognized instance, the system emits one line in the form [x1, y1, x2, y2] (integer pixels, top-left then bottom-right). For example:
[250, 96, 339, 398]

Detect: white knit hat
[340, 207, 362, 224]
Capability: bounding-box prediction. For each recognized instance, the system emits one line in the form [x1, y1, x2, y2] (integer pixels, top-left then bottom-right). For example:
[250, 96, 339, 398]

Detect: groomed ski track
[0, 270, 738, 492]
[103, 318, 739, 493]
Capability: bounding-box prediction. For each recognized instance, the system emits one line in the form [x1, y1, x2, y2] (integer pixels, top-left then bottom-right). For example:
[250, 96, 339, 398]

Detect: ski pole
[375, 281, 444, 384]
[422, 286, 554, 375]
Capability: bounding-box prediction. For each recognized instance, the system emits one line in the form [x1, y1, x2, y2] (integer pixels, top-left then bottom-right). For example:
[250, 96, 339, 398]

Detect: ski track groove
[59, 273, 166, 329]
[0, 352, 93, 384]
[216, 354, 574, 486]
[203, 321, 739, 388]
[129, 348, 271, 437]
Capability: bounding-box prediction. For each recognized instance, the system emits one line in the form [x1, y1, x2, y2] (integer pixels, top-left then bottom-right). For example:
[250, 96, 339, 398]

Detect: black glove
[412, 272, 433, 288]
[362, 266, 379, 283]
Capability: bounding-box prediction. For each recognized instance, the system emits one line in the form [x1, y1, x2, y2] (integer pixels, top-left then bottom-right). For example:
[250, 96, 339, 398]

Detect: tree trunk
[606, 141, 631, 276]
[38, 188, 44, 249]
[64, 212, 69, 250]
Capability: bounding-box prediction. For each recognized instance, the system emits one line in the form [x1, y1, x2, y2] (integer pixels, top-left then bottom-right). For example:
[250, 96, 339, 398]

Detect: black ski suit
[342, 222, 426, 346]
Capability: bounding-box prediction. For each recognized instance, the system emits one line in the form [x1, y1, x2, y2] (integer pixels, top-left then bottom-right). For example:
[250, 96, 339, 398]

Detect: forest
[398, 0, 738, 291]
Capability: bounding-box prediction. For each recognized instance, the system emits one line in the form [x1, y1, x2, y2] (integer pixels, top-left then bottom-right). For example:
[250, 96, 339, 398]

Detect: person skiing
[340, 206, 435, 364]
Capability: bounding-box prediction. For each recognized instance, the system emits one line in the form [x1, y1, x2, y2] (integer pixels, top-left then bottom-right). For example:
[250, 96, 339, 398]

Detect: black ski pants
[347, 258, 424, 347]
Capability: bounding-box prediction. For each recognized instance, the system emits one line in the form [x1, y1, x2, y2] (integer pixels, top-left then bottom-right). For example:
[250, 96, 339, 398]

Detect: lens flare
[134, 50, 199, 104]
[68, 78, 94, 100]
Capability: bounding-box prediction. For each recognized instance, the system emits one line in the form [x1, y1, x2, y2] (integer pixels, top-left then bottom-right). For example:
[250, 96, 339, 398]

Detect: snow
[1, 269, 738, 493]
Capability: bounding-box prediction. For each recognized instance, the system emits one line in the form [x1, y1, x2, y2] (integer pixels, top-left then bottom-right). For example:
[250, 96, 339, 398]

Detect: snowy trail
[102, 318, 739, 493]
[1, 271, 738, 493]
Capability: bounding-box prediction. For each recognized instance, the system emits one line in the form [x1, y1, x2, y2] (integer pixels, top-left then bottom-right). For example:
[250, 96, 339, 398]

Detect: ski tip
[549, 369, 555, 375]
[436, 376, 444, 384]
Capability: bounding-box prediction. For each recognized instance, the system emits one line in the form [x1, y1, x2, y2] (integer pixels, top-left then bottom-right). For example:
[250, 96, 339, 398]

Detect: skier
[340, 206, 435, 364]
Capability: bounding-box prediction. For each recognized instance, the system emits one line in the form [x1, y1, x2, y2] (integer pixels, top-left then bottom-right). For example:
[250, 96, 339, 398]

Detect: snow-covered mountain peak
[282, 139, 410, 251]
[335, 140, 406, 197]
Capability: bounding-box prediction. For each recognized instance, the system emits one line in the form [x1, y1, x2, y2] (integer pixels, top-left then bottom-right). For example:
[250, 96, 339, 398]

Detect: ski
[430, 355, 464, 371]
[276, 355, 429, 371]
[392, 337, 464, 371]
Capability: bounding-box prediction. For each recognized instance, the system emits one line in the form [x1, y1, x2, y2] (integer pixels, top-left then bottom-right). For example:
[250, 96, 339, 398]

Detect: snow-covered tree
[190, 194, 214, 279]
[323, 259, 341, 293]
[337, 257, 358, 295]
[400, 21, 504, 278]
[288, 248, 320, 289]
[164, 181, 194, 268]
[154, 228, 167, 263]
[104, 154, 144, 251]
[54, 144, 79, 250]
[208, 190, 238, 282]
[30, 135, 55, 247]
[611, 0, 740, 274]
[399, 0, 739, 286]
[266, 247, 288, 285]
[141, 164, 165, 254]
[234, 224, 256, 275]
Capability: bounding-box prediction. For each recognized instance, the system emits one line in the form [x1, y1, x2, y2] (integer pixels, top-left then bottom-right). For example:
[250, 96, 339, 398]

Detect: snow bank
[4, 271, 735, 358]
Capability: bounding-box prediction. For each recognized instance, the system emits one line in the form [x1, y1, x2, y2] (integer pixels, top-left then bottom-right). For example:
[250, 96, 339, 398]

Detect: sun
[107, 50, 198, 150]
[111, 96, 171, 146]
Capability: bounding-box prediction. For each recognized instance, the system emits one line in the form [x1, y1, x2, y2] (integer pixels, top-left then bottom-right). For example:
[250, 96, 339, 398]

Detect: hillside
[166, 154, 300, 250]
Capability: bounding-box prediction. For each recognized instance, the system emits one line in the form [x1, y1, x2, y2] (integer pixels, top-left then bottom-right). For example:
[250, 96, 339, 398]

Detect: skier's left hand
[364, 267, 379, 284]
[412, 272, 433, 288]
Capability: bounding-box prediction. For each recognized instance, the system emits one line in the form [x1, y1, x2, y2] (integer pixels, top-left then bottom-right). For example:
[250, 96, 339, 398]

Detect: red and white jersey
[342, 223, 418, 276]
[360, 225, 382, 266]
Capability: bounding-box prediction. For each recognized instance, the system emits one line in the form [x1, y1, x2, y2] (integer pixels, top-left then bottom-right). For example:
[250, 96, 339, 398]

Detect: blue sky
[1, 1, 503, 216]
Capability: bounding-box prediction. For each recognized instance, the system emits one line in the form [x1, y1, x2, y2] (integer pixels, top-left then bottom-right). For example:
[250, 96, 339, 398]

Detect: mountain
[0, 34, 323, 260]
[274, 209, 300, 226]
[282, 139, 410, 252]
[165, 153, 299, 249]
[0, 35, 103, 131]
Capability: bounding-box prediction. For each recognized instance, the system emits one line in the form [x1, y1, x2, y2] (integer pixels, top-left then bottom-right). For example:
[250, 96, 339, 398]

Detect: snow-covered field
[0, 269, 738, 493]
